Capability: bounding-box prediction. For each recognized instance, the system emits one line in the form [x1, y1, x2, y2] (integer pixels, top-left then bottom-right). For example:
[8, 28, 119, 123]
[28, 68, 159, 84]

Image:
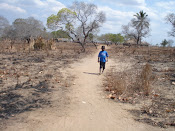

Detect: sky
[0, 0, 175, 46]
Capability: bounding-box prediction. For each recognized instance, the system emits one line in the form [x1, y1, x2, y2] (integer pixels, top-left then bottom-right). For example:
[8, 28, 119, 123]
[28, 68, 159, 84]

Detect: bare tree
[2, 26, 15, 39]
[0, 16, 9, 37]
[3, 17, 44, 42]
[165, 13, 175, 37]
[13, 17, 44, 41]
[122, 11, 150, 45]
[47, 1, 106, 51]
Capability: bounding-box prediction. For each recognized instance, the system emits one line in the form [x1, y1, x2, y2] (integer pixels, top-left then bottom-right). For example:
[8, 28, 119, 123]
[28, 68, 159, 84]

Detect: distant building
[124, 39, 149, 47]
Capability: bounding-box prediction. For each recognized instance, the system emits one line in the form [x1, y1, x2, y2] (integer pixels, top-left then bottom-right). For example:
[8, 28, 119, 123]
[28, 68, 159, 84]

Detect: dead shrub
[134, 63, 152, 96]
[104, 63, 154, 101]
[105, 70, 127, 96]
[34, 37, 44, 50]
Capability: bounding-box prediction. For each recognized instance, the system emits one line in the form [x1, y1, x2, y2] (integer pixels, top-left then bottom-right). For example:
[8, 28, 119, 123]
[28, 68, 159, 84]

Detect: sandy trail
[4, 48, 173, 131]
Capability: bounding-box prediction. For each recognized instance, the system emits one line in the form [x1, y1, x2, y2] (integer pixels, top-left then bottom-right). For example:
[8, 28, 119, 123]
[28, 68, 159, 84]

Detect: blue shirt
[98, 51, 109, 62]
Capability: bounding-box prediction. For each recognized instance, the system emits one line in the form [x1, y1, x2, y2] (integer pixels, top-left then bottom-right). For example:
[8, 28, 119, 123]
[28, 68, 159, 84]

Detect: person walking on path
[98, 46, 109, 75]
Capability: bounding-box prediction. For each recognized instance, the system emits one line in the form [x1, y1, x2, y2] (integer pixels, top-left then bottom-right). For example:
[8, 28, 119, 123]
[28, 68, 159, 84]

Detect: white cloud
[101, 0, 146, 7]
[99, 6, 134, 21]
[0, 0, 66, 25]
[156, 1, 175, 10]
[0, 3, 26, 13]
[0, 0, 18, 4]
[98, 6, 135, 34]
[32, 0, 65, 8]
[45, 0, 66, 12]
[34, 0, 46, 6]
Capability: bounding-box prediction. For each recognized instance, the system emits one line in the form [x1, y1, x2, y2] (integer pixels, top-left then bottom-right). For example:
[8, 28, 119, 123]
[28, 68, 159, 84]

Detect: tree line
[0, 1, 175, 50]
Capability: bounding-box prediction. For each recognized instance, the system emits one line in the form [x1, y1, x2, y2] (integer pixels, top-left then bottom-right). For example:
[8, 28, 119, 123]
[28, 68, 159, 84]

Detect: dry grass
[134, 63, 153, 96]
[0, 38, 96, 54]
[104, 63, 154, 101]
[104, 45, 175, 128]
[105, 70, 126, 96]
[0, 40, 96, 121]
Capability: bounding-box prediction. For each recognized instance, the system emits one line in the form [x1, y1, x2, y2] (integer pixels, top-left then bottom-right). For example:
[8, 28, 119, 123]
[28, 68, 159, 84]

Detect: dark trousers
[100, 61, 106, 70]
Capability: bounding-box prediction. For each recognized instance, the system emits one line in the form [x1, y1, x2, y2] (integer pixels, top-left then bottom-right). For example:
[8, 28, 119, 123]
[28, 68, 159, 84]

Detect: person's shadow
[83, 72, 99, 76]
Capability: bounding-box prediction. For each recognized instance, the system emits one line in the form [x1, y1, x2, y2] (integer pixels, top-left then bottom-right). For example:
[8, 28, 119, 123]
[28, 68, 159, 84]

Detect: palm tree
[132, 11, 150, 44]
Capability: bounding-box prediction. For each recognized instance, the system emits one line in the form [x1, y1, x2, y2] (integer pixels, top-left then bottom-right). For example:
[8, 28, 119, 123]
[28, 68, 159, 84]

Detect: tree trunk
[136, 37, 140, 45]
[92, 41, 97, 49]
[79, 42, 86, 52]
[140, 38, 142, 45]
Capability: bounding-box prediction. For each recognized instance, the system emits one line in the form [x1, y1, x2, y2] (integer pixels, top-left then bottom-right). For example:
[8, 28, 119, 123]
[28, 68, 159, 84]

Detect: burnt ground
[104, 45, 175, 128]
[0, 42, 96, 129]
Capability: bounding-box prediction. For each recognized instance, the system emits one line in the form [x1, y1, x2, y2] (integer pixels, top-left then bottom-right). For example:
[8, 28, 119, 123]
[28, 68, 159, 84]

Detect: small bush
[34, 37, 45, 50]
[134, 63, 152, 96]
[105, 71, 126, 96]
[104, 63, 154, 100]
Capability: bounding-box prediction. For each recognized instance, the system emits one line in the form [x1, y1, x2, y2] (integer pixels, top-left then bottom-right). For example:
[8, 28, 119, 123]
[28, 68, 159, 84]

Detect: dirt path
[4, 48, 173, 131]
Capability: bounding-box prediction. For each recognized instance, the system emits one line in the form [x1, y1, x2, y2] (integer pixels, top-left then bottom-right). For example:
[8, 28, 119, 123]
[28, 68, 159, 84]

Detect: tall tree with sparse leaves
[47, 1, 106, 51]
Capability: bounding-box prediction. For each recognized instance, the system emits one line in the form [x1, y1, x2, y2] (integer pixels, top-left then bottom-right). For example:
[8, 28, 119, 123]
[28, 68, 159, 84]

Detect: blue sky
[0, 0, 175, 45]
